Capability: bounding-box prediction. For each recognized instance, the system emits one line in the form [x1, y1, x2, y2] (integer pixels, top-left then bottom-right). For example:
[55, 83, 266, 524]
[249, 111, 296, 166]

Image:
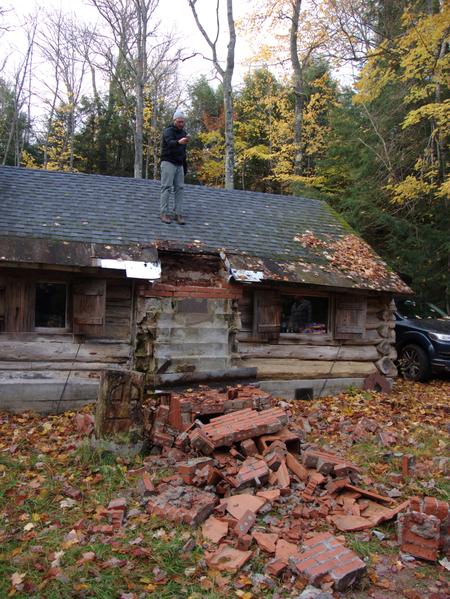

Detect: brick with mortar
[290, 532, 366, 591]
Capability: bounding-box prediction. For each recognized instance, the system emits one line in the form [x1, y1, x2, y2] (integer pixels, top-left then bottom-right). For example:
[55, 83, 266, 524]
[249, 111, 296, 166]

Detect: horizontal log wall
[236, 292, 397, 392]
[0, 369, 99, 413]
[105, 280, 133, 340]
[0, 270, 133, 413]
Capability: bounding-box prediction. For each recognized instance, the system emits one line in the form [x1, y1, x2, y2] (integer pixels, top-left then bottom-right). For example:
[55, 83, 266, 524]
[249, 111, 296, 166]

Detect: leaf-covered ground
[0, 379, 449, 598]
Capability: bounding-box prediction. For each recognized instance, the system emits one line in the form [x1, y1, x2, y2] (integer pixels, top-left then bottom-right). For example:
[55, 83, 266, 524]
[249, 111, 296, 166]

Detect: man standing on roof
[159, 110, 190, 225]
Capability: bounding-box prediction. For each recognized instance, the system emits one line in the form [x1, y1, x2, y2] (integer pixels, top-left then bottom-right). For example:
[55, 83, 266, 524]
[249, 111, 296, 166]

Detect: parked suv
[395, 299, 450, 382]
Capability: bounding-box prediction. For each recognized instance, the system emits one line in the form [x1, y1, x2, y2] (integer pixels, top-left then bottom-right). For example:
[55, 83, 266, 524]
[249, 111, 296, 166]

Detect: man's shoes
[160, 213, 171, 224]
[175, 214, 186, 225]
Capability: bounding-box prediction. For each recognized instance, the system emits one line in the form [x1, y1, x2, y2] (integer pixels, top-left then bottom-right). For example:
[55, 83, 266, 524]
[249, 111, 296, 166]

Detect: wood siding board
[0, 340, 130, 362]
[244, 357, 377, 379]
[239, 343, 379, 361]
[5, 278, 34, 332]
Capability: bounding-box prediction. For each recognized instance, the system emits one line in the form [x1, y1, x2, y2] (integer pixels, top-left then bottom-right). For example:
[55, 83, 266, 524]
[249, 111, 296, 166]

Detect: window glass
[35, 283, 67, 328]
[280, 296, 328, 334]
[397, 299, 449, 320]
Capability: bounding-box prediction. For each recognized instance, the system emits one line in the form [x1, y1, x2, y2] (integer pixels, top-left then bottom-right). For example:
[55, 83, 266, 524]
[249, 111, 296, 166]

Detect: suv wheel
[399, 344, 431, 382]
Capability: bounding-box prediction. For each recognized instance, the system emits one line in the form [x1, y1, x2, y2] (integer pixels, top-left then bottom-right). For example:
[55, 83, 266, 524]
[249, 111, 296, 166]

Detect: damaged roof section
[0, 235, 158, 272]
[223, 250, 410, 294]
[0, 166, 410, 292]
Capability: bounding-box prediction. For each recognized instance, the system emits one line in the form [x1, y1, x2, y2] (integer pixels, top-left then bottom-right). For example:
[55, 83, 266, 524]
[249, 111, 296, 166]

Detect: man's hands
[178, 136, 190, 145]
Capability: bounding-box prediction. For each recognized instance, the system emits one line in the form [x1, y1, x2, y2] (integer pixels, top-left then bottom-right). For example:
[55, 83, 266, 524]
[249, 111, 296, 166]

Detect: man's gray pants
[160, 161, 184, 216]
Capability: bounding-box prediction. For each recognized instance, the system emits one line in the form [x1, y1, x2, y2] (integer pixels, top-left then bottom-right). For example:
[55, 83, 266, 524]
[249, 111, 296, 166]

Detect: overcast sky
[2, 0, 256, 86]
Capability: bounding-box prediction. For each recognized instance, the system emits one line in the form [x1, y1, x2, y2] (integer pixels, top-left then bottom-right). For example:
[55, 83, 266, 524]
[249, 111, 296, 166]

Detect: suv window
[397, 299, 449, 320]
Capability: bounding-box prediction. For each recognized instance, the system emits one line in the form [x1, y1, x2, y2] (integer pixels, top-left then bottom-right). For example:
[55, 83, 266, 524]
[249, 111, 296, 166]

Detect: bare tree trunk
[90, 0, 160, 179]
[134, 0, 147, 178]
[2, 18, 37, 165]
[151, 93, 159, 179]
[188, 0, 236, 189]
[290, 0, 303, 176]
[223, 0, 236, 189]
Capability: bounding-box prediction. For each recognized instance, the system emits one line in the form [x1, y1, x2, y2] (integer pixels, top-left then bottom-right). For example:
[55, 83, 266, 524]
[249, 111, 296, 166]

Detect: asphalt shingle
[0, 166, 345, 262]
[0, 166, 409, 293]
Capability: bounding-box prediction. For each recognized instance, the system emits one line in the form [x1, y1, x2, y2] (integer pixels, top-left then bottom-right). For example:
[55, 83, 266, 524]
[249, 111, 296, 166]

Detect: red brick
[189, 407, 288, 452]
[107, 497, 127, 511]
[152, 405, 170, 431]
[402, 454, 415, 478]
[236, 510, 256, 535]
[303, 561, 332, 584]
[236, 533, 252, 551]
[235, 457, 269, 488]
[285, 452, 308, 481]
[409, 496, 422, 512]
[424, 497, 448, 520]
[315, 547, 349, 563]
[303, 532, 336, 548]
[177, 457, 214, 484]
[329, 558, 367, 591]
[151, 431, 174, 447]
[401, 542, 438, 562]
[265, 559, 287, 577]
[291, 533, 366, 591]
[146, 485, 217, 526]
[302, 449, 360, 476]
[296, 557, 319, 572]
[240, 439, 258, 457]
[398, 511, 440, 561]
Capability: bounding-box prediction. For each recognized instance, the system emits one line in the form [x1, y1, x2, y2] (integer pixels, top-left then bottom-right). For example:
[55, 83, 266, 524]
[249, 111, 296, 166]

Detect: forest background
[0, 0, 448, 310]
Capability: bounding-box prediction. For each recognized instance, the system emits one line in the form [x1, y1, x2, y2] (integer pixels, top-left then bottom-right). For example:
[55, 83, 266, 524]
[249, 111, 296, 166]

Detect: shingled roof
[0, 166, 409, 293]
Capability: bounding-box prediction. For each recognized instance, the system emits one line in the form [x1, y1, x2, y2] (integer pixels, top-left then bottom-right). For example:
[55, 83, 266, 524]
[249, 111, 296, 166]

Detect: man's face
[174, 118, 185, 130]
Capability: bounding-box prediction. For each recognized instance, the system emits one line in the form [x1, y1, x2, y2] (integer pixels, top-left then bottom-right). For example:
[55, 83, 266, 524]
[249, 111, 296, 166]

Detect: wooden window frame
[279, 291, 334, 342]
[34, 280, 70, 334]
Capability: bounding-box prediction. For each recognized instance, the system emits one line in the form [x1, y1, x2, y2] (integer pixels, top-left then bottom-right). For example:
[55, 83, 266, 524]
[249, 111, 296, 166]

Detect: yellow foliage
[402, 100, 450, 130]
[385, 176, 435, 205]
[354, 3, 449, 206]
[437, 176, 450, 200]
[20, 151, 39, 169]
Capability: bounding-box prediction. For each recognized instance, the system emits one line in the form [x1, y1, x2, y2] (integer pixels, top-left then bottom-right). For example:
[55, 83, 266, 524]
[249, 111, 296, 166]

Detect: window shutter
[253, 289, 281, 343]
[5, 278, 34, 332]
[334, 295, 367, 340]
[73, 280, 106, 337]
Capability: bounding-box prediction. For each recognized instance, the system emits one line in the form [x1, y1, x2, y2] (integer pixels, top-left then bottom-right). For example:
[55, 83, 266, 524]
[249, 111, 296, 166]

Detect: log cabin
[0, 166, 411, 412]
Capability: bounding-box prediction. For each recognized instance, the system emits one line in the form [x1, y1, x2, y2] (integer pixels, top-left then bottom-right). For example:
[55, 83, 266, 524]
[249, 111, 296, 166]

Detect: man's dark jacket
[160, 124, 187, 173]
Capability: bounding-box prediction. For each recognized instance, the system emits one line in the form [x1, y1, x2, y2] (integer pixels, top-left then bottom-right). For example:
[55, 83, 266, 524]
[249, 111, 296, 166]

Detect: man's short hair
[173, 110, 186, 120]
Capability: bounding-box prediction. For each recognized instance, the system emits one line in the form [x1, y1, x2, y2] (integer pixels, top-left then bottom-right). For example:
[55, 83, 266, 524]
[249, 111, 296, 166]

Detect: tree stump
[95, 369, 145, 438]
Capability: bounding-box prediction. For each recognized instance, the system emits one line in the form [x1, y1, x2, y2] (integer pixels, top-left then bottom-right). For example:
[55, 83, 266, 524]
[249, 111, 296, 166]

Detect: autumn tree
[1, 13, 37, 166]
[185, 76, 225, 186]
[187, 0, 236, 189]
[352, 1, 449, 306]
[90, 0, 180, 179]
[35, 10, 91, 170]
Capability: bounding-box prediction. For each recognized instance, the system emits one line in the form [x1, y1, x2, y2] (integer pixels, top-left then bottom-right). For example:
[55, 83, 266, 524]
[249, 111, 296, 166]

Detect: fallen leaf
[11, 572, 25, 587]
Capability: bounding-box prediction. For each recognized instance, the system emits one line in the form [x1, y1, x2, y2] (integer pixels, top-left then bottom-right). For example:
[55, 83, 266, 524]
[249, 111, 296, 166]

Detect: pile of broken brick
[133, 385, 449, 593]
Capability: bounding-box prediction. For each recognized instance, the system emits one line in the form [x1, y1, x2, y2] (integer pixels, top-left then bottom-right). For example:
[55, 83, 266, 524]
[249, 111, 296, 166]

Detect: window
[35, 282, 67, 329]
[280, 295, 329, 335]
